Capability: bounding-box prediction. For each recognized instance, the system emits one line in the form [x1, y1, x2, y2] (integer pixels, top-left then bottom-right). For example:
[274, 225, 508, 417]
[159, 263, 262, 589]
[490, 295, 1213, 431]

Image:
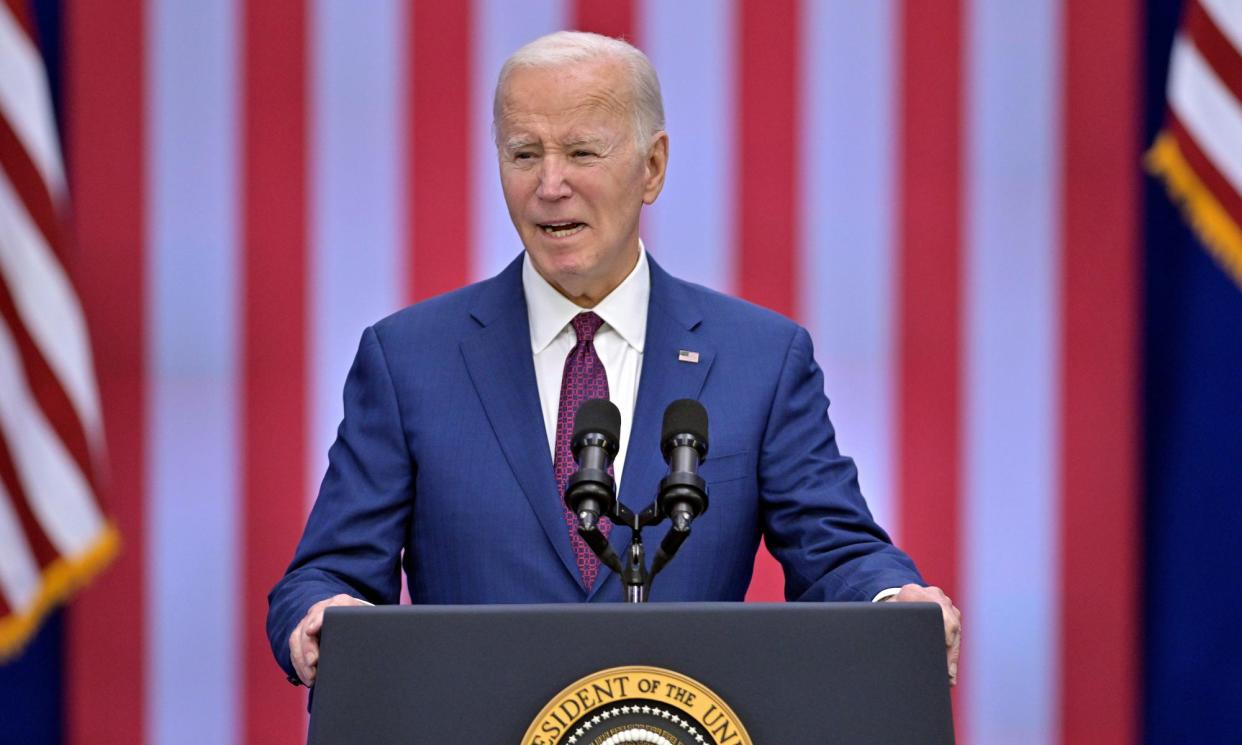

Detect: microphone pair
[564, 398, 710, 535]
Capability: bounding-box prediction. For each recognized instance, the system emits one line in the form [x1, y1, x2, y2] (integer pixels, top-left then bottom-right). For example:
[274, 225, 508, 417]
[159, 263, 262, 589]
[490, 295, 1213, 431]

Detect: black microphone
[565, 399, 621, 531]
[657, 399, 709, 531]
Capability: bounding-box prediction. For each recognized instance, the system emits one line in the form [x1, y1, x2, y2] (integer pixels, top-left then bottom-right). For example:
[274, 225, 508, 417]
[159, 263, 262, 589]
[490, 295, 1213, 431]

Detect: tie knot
[571, 312, 604, 343]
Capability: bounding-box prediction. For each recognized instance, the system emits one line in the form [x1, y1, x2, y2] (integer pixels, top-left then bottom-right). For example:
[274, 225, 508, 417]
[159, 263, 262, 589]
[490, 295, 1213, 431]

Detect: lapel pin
[678, 350, 700, 364]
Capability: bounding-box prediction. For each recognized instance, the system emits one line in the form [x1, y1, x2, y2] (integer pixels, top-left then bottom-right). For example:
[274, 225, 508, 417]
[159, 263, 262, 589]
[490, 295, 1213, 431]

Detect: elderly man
[268, 31, 960, 690]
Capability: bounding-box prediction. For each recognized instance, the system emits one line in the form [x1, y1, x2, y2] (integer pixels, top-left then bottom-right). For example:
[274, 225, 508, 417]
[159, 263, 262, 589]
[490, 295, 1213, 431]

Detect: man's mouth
[538, 221, 586, 238]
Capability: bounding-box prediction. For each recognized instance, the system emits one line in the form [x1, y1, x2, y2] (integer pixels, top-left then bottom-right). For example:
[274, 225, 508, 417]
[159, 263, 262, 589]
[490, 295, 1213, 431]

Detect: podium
[309, 602, 954, 744]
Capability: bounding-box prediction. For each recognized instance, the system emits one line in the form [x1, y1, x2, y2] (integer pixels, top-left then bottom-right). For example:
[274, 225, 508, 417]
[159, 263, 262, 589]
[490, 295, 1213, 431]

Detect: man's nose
[535, 156, 572, 200]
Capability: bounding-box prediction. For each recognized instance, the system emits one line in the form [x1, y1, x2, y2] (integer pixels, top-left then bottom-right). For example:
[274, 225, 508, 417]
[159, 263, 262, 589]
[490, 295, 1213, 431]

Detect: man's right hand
[289, 594, 369, 686]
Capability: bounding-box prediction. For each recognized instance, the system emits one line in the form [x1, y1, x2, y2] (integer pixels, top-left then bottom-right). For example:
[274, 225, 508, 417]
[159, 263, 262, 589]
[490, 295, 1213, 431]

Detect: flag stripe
[64, 0, 146, 737]
[735, 0, 799, 320]
[897, 0, 964, 608]
[0, 432, 58, 570]
[1060, 0, 1139, 741]
[1169, 37, 1242, 197]
[0, 473, 42, 610]
[241, 0, 310, 742]
[0, 2, 64, 196]
[572, 0, 635, 40]
[801, 0, 897, 540]
[145, 1, 240, 742]
[0, 111, 61, 260]
[408, 0, 472, 302]
[1188, 0, 1242, 111]
[0, 264, 96, 496]
[1200, 0, 1242, 56]
[0, 307, 114, 660]
[1, 0, 33, 42]
[0, 308, 102, 556]
[964, 1, 1061, 742]
[0, 172, 101, 450]
[1170, 113, 1242, 226]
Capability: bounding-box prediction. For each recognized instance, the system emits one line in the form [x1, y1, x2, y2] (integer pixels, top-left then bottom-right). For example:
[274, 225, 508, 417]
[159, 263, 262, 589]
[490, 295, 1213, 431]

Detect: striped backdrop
[50, 1, 1137, 743]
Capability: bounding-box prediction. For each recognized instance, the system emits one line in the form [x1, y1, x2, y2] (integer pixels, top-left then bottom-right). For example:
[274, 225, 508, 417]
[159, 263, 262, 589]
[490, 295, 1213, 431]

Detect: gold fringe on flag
[0, 524, 120, 661]
[1146, 131, 1242, 290]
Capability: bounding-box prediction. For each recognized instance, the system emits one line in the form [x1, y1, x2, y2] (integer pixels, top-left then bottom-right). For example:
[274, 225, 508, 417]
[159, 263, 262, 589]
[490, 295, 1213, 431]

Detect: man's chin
[527, 245, 592, 277]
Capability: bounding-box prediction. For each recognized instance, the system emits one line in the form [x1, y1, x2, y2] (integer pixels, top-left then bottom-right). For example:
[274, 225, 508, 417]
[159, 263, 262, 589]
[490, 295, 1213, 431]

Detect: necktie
[553, 312, 613, 590]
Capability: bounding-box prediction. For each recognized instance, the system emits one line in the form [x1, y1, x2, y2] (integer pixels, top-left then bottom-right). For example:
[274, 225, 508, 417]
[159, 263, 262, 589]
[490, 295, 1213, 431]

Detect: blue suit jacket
[268, 255, 921, 676]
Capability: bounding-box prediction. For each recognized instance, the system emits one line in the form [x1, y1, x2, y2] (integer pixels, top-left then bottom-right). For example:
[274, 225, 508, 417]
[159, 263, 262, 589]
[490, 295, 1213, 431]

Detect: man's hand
[888, 583, 962, 686]
[289, 594, 369, 686]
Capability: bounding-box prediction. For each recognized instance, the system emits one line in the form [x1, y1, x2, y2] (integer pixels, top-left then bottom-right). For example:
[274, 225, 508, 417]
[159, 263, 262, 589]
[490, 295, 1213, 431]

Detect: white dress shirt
[522, 245, 649, 490]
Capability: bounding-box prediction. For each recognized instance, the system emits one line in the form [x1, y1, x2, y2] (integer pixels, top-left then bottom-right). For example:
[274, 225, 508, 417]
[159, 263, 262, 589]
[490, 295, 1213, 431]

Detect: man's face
[496, 59, 668, 305]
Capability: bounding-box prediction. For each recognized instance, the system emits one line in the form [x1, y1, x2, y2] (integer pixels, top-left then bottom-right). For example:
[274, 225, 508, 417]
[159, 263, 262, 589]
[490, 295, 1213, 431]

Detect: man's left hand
[886, 584, 961, 686]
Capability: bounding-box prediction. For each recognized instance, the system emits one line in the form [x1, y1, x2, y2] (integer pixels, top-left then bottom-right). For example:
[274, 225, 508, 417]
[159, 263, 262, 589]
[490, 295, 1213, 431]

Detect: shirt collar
[523, 242, 650, 354]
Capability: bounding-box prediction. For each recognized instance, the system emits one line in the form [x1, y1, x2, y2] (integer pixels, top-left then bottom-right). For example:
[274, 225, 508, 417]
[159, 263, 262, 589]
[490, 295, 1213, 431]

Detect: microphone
[565, 399, 621, 531]
[657, 399, 709, 530]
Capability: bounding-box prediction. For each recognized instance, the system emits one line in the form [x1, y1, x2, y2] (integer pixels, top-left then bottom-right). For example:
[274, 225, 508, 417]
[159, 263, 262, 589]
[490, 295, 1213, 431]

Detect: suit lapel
[459, 259, 584, 589]
[589, 258, 715, 600]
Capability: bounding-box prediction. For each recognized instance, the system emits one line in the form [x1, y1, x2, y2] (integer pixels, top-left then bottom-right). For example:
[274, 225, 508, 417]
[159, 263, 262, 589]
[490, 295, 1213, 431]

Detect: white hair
[492, 31, 665, 150]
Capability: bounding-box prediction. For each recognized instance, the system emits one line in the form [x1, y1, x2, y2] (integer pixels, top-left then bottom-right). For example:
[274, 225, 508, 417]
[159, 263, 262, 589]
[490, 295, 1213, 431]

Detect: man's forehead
[498, 97, 631, 145]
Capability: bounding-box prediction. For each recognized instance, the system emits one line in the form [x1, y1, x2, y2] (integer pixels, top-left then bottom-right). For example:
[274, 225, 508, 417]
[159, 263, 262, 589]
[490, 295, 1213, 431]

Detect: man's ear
[642, 131, 669, 205]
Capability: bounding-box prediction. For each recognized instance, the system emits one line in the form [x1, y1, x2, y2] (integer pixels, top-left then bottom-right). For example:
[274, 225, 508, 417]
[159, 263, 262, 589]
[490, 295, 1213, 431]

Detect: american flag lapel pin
[678, 349, 700, 364]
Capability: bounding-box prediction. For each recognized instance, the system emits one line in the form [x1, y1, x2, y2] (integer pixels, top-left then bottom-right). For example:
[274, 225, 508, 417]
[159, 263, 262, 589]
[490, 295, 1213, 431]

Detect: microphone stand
[577, 499, 696, 603]
[621, 542, 647, 603]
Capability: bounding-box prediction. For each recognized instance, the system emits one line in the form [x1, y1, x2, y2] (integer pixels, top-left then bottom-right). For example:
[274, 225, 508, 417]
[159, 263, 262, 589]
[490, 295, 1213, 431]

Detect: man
[268, 31, 960, 690]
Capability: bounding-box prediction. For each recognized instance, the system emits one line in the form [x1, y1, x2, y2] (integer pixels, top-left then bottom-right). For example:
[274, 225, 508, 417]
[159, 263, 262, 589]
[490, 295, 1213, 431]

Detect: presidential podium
[309, 602, 954, 744]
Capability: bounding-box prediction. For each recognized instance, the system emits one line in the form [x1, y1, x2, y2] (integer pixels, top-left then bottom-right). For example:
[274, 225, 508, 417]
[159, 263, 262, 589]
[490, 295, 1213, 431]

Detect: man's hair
[492, 31, 665, 151]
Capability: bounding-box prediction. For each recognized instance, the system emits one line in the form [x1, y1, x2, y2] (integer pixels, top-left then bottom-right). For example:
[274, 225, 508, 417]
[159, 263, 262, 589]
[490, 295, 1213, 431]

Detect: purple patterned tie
[553, 312, 613, 590]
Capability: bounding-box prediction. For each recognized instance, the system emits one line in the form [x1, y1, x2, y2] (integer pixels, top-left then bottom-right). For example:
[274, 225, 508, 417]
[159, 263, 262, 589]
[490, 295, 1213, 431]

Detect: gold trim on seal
[523, 665, 752, 745]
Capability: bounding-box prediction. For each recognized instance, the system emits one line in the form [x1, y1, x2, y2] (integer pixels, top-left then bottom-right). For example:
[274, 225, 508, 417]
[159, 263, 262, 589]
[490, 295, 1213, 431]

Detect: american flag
[0, 0, 114, 660]
[9, 1, 1145, 744]
[1147, 0, 1242, 286]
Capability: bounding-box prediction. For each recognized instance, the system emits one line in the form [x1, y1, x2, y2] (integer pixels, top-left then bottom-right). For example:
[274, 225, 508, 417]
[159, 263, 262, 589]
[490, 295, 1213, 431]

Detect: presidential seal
[523, 666, 752, 745]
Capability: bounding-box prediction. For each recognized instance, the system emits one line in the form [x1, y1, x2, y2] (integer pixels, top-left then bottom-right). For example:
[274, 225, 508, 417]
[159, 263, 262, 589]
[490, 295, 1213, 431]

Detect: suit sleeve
[758, 325, 924, 602]
[266, 326, 414, 677]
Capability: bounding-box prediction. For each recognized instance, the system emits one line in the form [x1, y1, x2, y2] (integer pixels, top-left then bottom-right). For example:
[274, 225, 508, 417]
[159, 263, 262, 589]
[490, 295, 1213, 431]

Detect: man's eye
[513, 152, 535, 161]
[573, 150, 597, 158]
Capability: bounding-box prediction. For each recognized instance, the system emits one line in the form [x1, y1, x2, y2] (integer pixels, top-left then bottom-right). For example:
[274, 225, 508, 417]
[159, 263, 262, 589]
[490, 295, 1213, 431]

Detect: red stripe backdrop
[409, 0, 472, 302]
[65, 0, 147, 743]
[897, 0, 963, 609]
[573, 0, 635, 42]
[1059, 0, 1139, 742]
[735, 0, 800, 321]
[736, 0, 801, 602]
[241, 0, 310, 742]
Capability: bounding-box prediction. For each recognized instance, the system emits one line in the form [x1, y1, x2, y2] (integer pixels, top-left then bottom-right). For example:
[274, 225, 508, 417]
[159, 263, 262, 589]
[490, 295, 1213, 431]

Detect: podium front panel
[310, 602, 953, 744]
